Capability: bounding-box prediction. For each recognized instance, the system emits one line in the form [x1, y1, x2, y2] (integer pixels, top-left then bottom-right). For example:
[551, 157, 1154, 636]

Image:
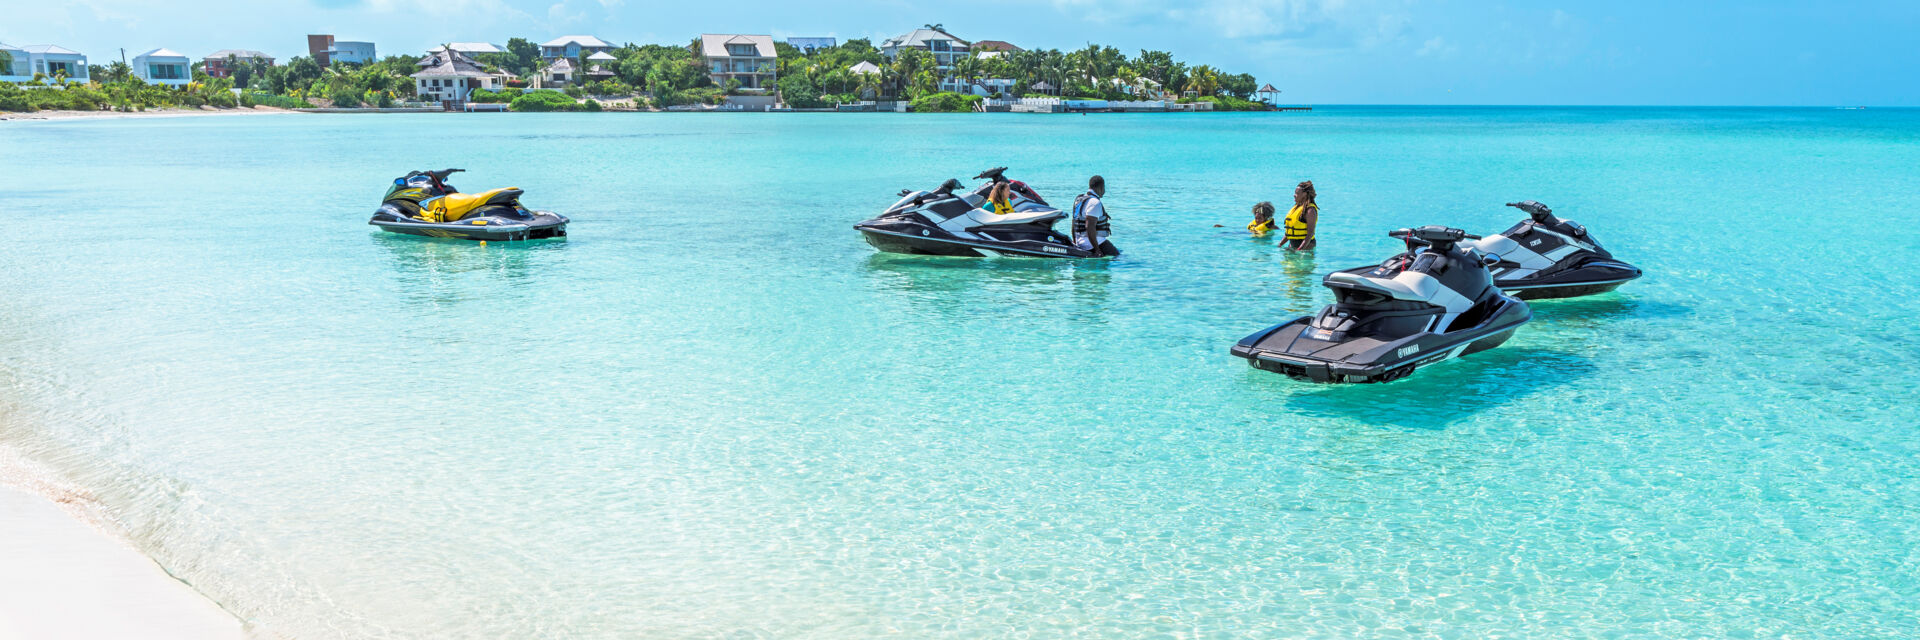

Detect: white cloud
[1415, 35, 1455, 58]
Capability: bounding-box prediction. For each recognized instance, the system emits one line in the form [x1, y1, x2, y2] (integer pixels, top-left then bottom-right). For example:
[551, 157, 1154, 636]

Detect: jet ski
[370, 169, 568, 241]
[1231, 225, 1532, 383]
[1465, 201, 1640, 299]
[855, 167, 1119, 258]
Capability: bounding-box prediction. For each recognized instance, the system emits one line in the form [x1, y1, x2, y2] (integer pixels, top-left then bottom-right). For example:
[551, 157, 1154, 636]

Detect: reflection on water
[1279, 250, 1319, 311]
[372, 233, 568, 307]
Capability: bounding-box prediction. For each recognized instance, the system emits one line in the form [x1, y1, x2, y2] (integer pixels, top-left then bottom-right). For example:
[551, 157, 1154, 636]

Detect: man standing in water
[1071, 175, 1112, 255]
[1281, 180, 1318, 251]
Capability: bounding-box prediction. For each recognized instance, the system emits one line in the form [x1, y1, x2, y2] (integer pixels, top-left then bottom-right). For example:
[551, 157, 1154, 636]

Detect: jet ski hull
[1231, 296, 1531, 383]
[1496, 260, 1641, 300]
[370, 211, 568, 241]
[855, 221, 1117, 259]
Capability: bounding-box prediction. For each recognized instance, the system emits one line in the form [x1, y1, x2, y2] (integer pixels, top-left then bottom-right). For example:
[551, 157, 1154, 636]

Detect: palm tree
[1184, 65, 1220, 96]
[951, 55, 982, 93]
[922, 23, 945, 32]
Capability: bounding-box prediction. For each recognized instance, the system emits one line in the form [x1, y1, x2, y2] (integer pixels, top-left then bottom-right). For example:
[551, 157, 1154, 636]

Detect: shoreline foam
[0, 447, 247, 639]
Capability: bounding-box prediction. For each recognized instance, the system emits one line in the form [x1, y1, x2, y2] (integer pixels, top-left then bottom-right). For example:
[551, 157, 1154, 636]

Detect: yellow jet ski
[370, 169, 568, 241]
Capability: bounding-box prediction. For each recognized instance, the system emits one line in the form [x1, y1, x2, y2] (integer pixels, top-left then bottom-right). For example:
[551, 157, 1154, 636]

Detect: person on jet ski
[987, 182, 1015, 215]
[1281, 180, 1318, 251]
[1070, 175, 1111, 253]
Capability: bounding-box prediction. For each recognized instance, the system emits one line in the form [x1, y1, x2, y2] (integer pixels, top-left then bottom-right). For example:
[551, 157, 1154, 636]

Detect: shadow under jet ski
[1272, 346, 1597, 430]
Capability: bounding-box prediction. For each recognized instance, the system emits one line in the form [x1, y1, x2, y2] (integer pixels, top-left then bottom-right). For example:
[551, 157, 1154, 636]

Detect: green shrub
[508, 89, 578, 112]
[0, 83, 31, 112]
[329, 84, 362, 107]
[242, 92, 309, 109]
[470, 88, 513, 103]
[583, 98, 602, 112]
[1180, 95, 1269, 111]
[908, 91, 982, 113]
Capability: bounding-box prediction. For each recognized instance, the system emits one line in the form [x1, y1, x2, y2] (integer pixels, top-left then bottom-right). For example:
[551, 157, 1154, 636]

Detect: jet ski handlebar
[973, 167, 1009, 183]
[1390, 225, 1479, 244]
[1506, 200, 1554, 222]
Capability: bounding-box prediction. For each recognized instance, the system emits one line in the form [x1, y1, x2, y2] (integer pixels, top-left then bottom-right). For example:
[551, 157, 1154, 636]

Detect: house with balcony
[699, 34, 777, 108]
[203, 49, 274, 78]
[0, 43, 29, 83]
[132, 48, 191, 87]
[880, 28, 971, 94]
[540, 36, 613, 60]
[412, 48, 503, 107]
[6, 45, 90, 82]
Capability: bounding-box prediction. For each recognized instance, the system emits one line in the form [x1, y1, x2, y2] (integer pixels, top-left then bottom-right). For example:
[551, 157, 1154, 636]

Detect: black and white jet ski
[1231, 225, 1532, 383]
[855, 168, 1119, 258]
[1466, 201, 1640, 299]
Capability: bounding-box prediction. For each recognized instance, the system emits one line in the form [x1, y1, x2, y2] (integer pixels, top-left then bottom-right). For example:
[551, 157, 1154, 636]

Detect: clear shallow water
[2, 108, 1918, 638]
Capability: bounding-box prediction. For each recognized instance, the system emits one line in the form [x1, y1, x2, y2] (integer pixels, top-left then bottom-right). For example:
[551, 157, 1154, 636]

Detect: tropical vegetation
[2, 31, 1270, 113]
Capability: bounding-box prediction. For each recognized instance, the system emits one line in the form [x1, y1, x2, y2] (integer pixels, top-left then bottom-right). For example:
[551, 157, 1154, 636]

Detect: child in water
[1247, 201, 1278, 236]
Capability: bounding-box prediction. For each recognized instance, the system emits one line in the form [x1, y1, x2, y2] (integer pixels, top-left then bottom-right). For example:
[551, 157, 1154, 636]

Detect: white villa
[132, 48, 191, 87]
[2, 44, 89, 83]
[880, 28, 970, 94]
[699, 34, 775, 93]
[542, 58, 575, 87]
[412, 49, 507, 105]
[540, 36, 613, 59]
[0, 43, 28, 82]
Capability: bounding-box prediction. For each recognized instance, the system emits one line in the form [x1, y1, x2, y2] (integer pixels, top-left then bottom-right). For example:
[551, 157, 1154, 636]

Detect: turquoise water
[3, 108, 1918, 638]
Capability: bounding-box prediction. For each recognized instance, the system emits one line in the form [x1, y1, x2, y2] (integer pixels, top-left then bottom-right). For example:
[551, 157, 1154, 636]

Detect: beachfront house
[412, 49, 506, 107]
[540, 36, 613, 60]
[699, 34, 777, 107]
[786, 37, 837, 55]
[132, 48, 191, 87]
[203, 49, 274, 78]
[6, 45, 90, 83]
[0, 43, 29, 83]
[542, 58, 575, 87]
[308, 35, 375, 67]
[880, 28, 970, 94]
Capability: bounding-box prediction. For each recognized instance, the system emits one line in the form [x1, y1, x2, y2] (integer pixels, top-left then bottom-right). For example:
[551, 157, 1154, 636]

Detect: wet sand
[0, 452, 245, 639]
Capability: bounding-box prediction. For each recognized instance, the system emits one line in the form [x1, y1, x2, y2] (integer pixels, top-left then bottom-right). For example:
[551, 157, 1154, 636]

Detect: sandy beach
[0, 450, 245, 640]
[0, 105, 294, 121]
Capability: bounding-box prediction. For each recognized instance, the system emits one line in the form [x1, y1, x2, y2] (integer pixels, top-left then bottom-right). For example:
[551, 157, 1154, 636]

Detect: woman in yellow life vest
[1282, 180, 1318, 251]
[1247, 201, 1278, 236]
[987, 182, 1015, 215]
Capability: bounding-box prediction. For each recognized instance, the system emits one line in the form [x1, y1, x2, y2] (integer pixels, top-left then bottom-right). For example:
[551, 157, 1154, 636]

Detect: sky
[5, 0, 1915, 105]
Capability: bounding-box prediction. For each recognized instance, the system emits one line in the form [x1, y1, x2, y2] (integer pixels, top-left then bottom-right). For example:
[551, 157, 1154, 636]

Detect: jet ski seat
[1326, 272, 1436, 303]
[966, 207, 1065, 226]
[431, 188, 523, 221]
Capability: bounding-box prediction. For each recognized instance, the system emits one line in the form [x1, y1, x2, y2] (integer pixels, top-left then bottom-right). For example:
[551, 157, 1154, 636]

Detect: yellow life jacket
[989, 199, 1014, 215]
[1284, 203, 1316, 241]
[1248, 217, 1277, 235]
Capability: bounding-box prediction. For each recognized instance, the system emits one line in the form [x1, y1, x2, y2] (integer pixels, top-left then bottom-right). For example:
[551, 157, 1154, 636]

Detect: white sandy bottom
[0, 459, 245, 640]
